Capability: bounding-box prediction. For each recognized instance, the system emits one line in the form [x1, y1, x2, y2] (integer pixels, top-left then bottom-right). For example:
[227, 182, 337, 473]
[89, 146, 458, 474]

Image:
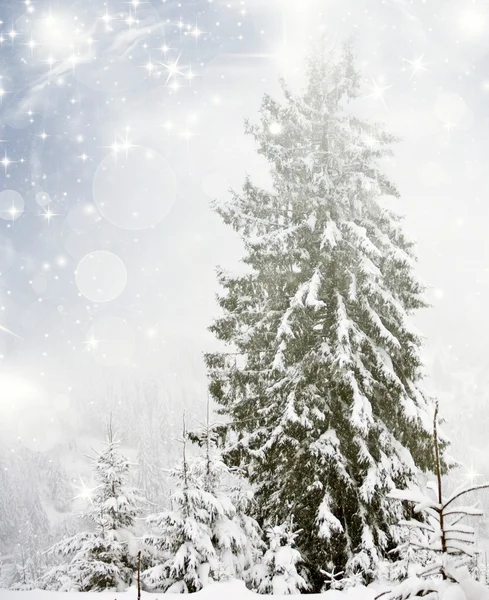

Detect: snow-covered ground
[3, 577, 489, 600]
[0, 580, 380, 600]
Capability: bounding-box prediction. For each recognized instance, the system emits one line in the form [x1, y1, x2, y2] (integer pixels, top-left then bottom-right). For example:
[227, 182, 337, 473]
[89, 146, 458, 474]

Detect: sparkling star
[403, 54, 430, 80]
[462, 463, 483, 485]
[106, 130, 137, 158]
[190, 25, 203, 39]
[100, 7, 114, 31]
[67, 49, 80, 72]
[40, 207, 59, 224]
[73, 477, 99, 503]
[7, 204, 20, 219]
[125, 13, 138, 27]
[83, 332, 101, 352]
[43, 54, 56, 70]
[144, 59, 157, 76]
[1, 152, 15, 172]
[8, 27, 18, 42]
[25, 37, 38, 53]
[186, 67, 197, 84]
[160, 54, 183, 84]
[366, 78, 392, 108]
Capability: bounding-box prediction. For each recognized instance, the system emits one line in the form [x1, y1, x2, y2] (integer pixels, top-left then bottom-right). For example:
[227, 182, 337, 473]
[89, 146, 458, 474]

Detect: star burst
[72, 477, 99, 503]
[40, 207, 59, 224]
[366, 78, 392, 108]
[106, 129, 138, 158]
[83, 332, 101, 352]
[403, 54, 430, 80]
[1, 151, 16, 173]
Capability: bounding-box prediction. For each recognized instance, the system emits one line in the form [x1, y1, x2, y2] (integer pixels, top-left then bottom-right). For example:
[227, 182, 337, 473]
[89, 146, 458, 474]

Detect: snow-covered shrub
[251, 522, 309, 595]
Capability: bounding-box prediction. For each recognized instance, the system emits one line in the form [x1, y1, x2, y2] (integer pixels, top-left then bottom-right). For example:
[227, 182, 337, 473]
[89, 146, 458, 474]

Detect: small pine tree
[10, 544, 34, 590]
[192, 399, 264, 582]
[251, 522, 309, 595]
[0, 443, 50, 567]
[231, 483, 265, 583]
[41, 424, 144, 591]
[137, 411, 167, 510]
[142, 412, 262, 592]
[43, 458, 73, 513]
[385, 528, 432, 582]
[9, 510, 42, 590]
[142, 415, 219, 593]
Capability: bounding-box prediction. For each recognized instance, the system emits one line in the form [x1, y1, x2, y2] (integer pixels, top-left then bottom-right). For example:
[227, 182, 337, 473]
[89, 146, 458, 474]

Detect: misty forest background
[1, 0, 489, 594]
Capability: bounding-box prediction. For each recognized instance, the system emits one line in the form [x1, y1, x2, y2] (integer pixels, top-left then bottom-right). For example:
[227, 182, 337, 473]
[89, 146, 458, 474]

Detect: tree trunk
[433, 402, 447, 577]
[137, 550, 141, 600]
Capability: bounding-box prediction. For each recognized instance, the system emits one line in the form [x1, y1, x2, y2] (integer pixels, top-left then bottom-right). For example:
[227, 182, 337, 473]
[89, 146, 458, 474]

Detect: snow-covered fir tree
[231, 483, 265, 582]
[206, 42, 445, 590]
[194, 408, 263, 582]
[8, 509, 44, 590]
[9, 544, 35, 590]
[0, 444, 50, 554]
[142, 414, 262, 592]
[0, 442, 53, 588]
[41, 425, 144, 591]
[137, 410, 167, 511]
[385, 524, 434, 582]
[251, 522, 309, 595]
[42, 457, 73, 514]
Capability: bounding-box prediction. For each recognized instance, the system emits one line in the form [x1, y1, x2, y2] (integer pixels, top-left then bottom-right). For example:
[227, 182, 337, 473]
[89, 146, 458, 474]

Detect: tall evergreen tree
[206, 43, 442, 589]
[42, 425, 144, 591]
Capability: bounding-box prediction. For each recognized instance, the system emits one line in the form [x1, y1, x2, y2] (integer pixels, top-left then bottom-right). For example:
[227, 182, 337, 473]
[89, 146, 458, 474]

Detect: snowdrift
[0, 579, 378, 600]
[2, 578, 489, 600]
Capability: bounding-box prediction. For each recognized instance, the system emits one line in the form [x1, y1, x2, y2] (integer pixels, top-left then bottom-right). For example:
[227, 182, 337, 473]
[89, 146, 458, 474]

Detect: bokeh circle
[93, 147, 177, 230]
[75, 251, 127, 303]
